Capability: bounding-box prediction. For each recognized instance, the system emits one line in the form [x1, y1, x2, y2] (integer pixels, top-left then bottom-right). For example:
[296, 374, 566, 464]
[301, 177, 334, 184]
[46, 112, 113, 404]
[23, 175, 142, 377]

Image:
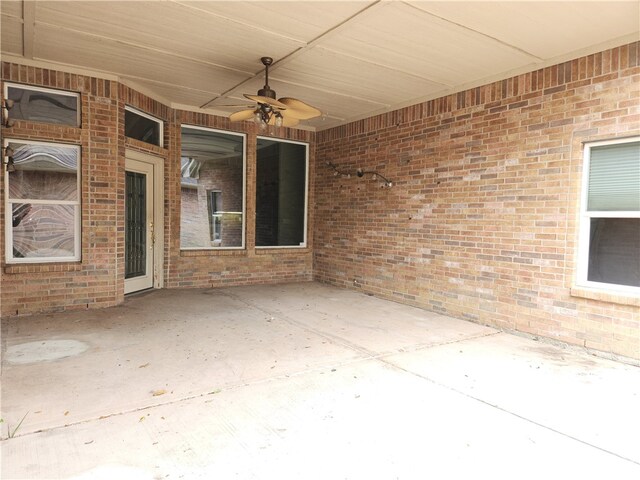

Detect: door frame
[124, 149, 164, 293]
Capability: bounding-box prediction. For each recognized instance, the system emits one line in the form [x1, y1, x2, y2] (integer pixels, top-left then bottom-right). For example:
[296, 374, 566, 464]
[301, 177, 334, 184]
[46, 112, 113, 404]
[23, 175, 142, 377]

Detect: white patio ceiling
[1, 1, 638, 131]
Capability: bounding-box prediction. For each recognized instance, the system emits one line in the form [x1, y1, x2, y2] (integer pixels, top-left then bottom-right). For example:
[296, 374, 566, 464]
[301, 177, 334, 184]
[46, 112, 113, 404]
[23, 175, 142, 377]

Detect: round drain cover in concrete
[6, 340, 89, 365]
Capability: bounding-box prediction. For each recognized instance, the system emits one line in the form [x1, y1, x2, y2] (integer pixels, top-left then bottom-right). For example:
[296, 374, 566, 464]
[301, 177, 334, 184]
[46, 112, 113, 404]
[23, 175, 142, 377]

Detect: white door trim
[125, 149, 164, 294]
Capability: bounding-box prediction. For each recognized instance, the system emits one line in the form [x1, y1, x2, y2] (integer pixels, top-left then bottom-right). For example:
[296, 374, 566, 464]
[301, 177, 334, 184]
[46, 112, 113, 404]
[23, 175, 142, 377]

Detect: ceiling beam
[22, 0, 36, 59]
[404, 1, 543, 62]
[171, 0, 308, 45]
[200, 0, 386, 109]
[33, 20, 256, 78]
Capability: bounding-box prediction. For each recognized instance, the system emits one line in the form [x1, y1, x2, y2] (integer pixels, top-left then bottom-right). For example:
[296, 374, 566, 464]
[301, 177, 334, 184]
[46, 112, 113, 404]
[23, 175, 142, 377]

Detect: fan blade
[244, 94, 288, 110]
[278, 97, 321, 120]
[230, 109, 256, 122]
[268, 115, 299, 127]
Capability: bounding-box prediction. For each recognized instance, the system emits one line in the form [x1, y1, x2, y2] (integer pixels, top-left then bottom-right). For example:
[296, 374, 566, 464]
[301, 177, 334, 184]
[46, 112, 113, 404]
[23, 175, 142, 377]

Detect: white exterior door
[125, 151, 163, 294]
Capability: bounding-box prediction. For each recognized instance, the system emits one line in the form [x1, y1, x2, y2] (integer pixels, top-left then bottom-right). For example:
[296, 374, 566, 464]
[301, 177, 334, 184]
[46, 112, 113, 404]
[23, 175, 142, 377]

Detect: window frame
[3, 82, 81, 127]
[124, 105, 164, 148]
[255, 136, 309, 250]
[576, 136, 640, 296]
[179, 125, 246, 251]
[4, 138, 82, 264]
[207, 190, 222, 244]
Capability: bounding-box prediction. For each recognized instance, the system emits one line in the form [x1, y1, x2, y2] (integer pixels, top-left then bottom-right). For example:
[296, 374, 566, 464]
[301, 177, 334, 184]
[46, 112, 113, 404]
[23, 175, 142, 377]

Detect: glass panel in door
[125, 171, 147, 279]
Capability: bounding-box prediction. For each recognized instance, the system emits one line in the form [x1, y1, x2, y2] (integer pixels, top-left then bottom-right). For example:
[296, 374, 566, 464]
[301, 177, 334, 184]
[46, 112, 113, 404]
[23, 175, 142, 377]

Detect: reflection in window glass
[11, 204, 76, 259]
[125, 171, 147, 279]
[5, 140, 80, 262]
[256, 138, 307, 247]
[125, 107, 163, 147]
[7, 143, 78, 201]
[207, 191, 222, 243]
[180, 127, 245, 249]
[6, 84, 79, 126]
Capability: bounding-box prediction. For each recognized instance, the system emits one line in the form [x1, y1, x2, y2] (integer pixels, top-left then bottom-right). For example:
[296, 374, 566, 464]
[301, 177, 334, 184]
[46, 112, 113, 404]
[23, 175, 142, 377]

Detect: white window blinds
[587, 141, 640, 212]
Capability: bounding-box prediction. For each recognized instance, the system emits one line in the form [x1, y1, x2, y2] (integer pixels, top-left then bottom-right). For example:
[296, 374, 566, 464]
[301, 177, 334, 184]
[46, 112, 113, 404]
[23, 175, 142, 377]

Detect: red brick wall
[180, 186, 207, 247]
[2, 43, 637, 360]
[1, 65, 122, 315]
[180, 159, 244, 248]
[0, 64, 314, 315]
[168, 111, 314, 288]
[315, 43, 640, 359]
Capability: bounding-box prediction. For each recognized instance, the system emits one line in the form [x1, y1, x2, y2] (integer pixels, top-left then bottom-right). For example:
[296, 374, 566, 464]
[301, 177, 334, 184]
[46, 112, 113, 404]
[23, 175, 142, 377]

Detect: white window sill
[570, 285, 640, 307]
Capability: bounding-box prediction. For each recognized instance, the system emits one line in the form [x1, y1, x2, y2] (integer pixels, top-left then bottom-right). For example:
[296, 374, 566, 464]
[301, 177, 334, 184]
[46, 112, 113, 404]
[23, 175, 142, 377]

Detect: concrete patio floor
[1, 282, 639, 479]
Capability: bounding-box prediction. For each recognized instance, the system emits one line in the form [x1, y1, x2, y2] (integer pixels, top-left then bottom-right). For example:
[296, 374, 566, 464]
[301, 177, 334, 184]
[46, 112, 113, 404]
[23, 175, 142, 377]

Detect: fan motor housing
[257, 87, 277, 99]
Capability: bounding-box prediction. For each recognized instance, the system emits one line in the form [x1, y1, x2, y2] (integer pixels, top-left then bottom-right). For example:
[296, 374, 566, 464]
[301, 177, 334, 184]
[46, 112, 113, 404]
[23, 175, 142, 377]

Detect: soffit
[1, 0, 638, 131]
[414, 1, 640, 59]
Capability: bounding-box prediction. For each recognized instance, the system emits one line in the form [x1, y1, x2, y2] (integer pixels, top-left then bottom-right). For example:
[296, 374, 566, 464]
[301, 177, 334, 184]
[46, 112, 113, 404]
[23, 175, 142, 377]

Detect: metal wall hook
[3, 99, 15, 128]
[2, 145, 16, 172]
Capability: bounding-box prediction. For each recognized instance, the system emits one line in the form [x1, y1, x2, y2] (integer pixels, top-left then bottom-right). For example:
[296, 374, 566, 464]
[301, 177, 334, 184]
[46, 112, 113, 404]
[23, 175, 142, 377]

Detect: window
[125, 106, 163, 147]
[577, 138, 640, 294]
[180, 126, 245, 249]
[256, 137, 308, 248]
[4, 139, 81, 263]
[5, 83, 80, 127]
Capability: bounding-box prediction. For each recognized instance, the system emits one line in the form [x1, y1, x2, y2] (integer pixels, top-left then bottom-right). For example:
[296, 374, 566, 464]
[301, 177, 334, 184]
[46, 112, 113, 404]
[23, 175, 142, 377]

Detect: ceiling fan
[229, 56, 321, 129]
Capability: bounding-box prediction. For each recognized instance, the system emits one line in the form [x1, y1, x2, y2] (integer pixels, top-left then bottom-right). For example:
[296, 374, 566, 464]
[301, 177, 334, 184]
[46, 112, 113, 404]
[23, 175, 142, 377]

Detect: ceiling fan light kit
[229, 57, 321, 130]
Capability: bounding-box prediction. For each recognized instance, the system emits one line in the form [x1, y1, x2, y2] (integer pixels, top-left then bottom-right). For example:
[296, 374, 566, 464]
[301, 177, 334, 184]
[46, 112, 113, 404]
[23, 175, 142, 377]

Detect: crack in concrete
[221, 289, 640, 467]
[1, 289, 498, 441]
[218, 288, 500, 359]
[378, 358, 640, 467]
[4, 287, 638, 472]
